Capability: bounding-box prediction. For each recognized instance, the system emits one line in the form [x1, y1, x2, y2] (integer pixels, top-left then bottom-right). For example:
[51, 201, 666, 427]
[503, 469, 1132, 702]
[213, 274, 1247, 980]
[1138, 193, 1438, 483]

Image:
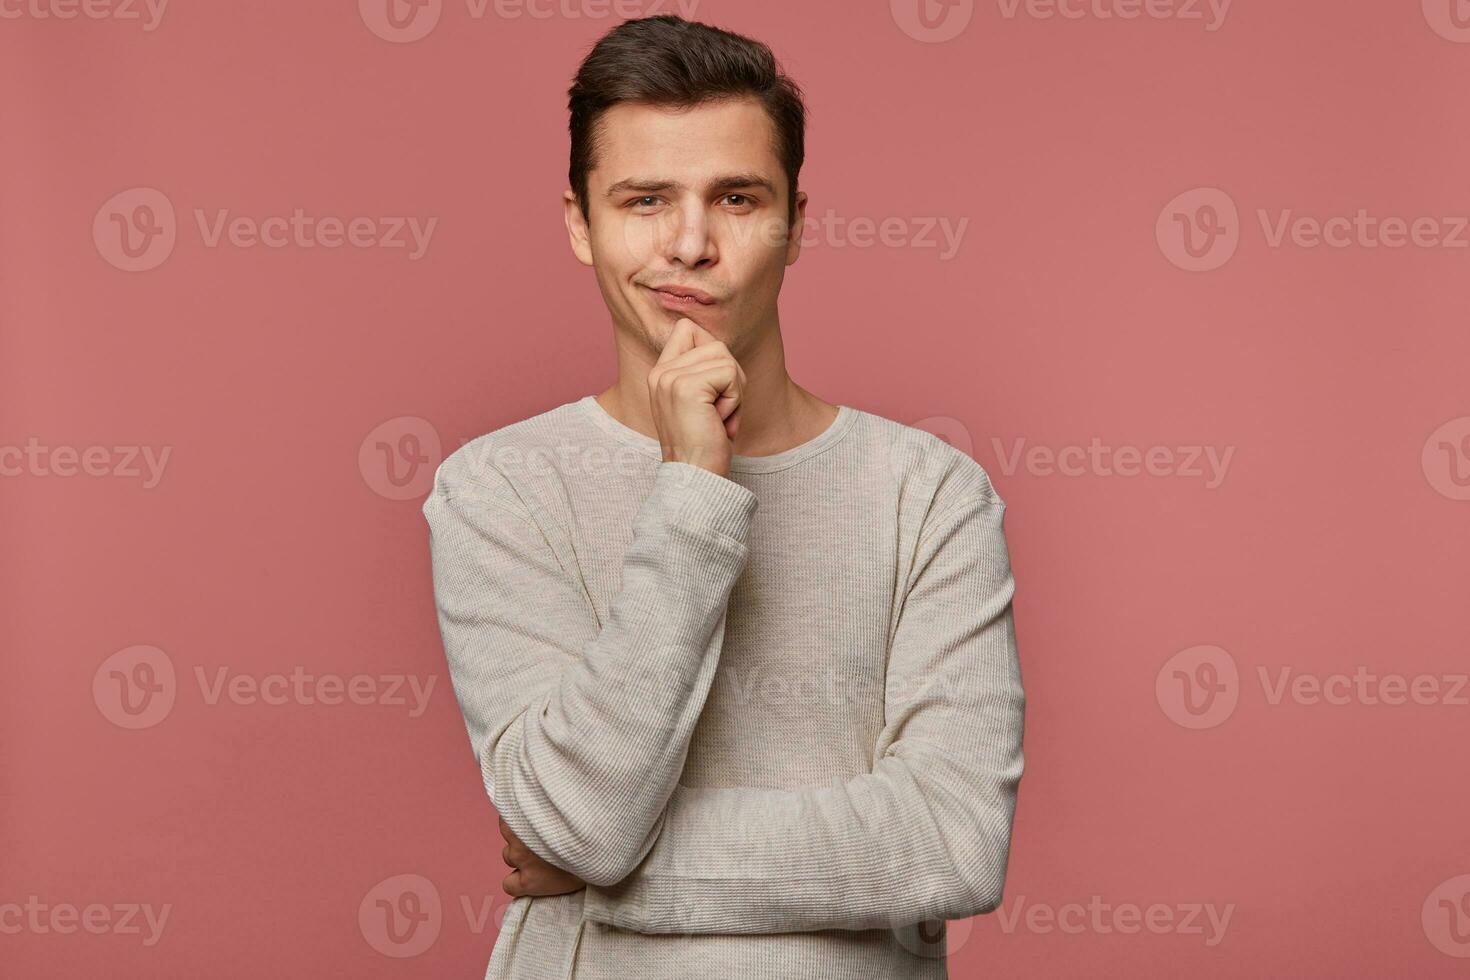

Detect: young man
[422, 14, 1025, 979]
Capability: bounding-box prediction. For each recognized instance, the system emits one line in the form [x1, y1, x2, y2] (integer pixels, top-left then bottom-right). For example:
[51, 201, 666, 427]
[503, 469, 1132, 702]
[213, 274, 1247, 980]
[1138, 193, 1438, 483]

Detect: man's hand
[499, 816, 588, 899]
[648, 317, 746, 477]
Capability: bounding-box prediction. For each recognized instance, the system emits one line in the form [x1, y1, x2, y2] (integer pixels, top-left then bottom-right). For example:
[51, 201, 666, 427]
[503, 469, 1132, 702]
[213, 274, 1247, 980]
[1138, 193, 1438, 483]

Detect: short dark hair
[567, 15, 807, 227]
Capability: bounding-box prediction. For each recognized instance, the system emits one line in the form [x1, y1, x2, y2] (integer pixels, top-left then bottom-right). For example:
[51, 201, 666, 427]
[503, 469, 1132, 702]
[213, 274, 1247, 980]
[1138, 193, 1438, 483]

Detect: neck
[597, 317, 836, 458]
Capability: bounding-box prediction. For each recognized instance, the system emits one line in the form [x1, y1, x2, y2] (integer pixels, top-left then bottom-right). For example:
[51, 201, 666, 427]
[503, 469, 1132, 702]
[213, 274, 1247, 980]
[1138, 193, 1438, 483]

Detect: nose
[660, 198, 718, 269]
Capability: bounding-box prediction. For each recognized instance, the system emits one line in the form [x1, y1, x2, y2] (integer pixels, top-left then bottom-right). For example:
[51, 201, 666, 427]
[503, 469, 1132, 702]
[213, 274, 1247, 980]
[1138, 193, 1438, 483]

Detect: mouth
[643, 283, 718, 312]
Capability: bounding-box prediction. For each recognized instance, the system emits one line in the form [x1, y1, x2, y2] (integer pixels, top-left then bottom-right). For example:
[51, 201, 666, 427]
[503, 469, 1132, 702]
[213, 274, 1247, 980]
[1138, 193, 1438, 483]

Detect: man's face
[564, 96, 806, 358]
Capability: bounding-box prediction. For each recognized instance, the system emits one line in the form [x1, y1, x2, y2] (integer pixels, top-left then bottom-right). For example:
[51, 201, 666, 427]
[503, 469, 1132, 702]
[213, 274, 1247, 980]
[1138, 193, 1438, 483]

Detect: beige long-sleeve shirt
[422, 394, 1025, 980]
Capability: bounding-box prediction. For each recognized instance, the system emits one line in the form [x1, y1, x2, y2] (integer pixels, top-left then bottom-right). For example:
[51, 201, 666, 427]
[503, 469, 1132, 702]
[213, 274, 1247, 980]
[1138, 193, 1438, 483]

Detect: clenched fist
[498, 816, 586, 899]
[648, 317, 747, 478]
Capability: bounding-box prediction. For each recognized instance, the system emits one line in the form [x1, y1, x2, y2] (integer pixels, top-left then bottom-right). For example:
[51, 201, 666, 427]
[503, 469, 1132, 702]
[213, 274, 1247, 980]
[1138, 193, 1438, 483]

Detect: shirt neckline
[576, 394, 857, 474]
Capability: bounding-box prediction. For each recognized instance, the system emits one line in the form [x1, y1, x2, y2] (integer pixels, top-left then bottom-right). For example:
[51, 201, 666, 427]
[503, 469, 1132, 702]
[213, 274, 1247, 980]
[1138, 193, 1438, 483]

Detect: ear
[563, 189, 594, 267]
[784, 189, 809, 267]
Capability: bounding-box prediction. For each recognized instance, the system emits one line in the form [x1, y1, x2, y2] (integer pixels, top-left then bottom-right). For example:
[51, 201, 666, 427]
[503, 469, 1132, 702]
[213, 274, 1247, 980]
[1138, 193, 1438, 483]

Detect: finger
[650, 360, 738, 413]
[655, 318, 697, 365]
[676, 363, 741, 420]
[502, 870, 525, 898]
[714, 384, 742, 423]
[650, 350, 733, 390]
[714, 388, 739, 422]
[688, 320, 721, 347]
[656, 351, 737, 384]
[518, 866, 586, 897]
[652, 340, 732, 371]
[722, 360, 747, 436]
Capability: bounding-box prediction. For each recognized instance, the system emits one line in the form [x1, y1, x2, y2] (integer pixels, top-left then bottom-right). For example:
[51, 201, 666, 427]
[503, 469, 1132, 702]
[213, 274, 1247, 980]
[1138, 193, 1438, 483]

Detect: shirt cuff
[653, 461, 759, 543]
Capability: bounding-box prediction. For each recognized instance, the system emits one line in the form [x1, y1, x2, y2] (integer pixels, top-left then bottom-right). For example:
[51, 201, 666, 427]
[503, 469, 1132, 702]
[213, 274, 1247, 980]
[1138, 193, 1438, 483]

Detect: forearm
[431, 460, 757, 887]
[582, 723, 1022, 932]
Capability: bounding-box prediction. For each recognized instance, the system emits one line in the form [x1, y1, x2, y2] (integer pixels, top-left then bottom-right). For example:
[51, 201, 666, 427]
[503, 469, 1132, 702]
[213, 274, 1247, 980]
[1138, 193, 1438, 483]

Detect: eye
[722, 194, 754, 208]
[627, 196, 664, 210]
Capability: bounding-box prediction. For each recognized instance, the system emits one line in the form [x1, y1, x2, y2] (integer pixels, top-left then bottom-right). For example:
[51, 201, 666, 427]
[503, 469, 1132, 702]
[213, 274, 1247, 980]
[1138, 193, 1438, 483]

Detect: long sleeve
[580, 488, 1025, 933]
[422, 455, 758, 888]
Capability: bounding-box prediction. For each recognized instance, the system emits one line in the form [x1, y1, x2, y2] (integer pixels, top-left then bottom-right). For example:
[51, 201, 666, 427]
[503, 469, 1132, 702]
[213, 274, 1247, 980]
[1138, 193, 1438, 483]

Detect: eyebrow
[604, 173, 778, 198]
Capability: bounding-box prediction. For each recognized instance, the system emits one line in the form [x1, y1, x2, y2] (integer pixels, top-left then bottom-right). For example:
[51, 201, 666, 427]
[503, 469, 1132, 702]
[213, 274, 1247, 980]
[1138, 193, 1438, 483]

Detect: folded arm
[423, 456, 757, 887]
[581, 488, 1026, 933]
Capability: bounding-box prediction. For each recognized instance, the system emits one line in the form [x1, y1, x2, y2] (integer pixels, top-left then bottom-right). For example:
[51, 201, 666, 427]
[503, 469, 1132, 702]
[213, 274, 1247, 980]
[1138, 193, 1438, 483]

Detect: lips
[644, 283, 716, 305]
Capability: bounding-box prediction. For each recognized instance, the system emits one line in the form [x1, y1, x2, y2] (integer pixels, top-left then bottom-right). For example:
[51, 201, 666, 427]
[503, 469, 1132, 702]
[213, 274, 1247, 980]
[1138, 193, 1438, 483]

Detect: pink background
[5, 0, 1469, 976]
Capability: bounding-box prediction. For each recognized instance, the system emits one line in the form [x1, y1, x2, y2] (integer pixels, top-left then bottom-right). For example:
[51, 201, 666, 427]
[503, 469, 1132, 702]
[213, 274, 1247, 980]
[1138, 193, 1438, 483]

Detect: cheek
[721, 219, 791, 284]
[717, 213, 789, 256]
[599, 212, 685, 269]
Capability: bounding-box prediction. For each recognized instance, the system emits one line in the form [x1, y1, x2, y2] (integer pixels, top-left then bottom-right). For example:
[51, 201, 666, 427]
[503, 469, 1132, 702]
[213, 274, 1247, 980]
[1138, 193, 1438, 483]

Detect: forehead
[592, 98, 781, 191]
